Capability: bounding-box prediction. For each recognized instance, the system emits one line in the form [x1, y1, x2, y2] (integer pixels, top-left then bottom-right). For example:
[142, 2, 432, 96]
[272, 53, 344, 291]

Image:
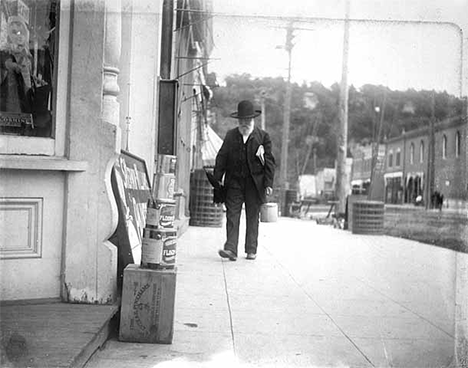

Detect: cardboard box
[119, 264, 177, 344]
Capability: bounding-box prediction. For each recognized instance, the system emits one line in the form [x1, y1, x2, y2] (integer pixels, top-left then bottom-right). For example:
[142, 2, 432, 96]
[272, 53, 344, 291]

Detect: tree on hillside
[208, 72, 465, 186]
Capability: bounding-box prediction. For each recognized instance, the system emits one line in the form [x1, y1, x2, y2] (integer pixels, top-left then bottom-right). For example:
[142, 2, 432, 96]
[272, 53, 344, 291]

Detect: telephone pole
[279, 23, 294, 211]
[335, 0, 350, 215]
[260, 89, 267, 130]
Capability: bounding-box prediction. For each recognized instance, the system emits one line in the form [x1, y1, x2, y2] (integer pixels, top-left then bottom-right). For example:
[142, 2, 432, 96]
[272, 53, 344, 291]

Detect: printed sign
[110, 150, 152, 287]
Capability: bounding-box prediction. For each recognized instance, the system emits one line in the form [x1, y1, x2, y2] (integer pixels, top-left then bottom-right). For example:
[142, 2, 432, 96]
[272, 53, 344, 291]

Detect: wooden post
[335, 0, 350, 215]
[260, 90, 266, 130]
[279, 23, 294, 214]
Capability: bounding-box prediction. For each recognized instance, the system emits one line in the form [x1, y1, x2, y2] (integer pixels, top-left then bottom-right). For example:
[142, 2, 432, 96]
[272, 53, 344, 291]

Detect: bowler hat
[230, 100, 261, 119]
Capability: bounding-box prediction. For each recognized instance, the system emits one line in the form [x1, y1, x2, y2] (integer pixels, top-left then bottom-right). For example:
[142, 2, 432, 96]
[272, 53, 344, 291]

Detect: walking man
[214, 100, 276, 261]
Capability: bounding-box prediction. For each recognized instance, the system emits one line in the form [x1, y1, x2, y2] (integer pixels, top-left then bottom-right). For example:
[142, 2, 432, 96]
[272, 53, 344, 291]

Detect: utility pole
[260, 89, 266, 130]
[279, 22, 294, 211]
[335, 0, 350, 215]
[368, 90, 387, 200]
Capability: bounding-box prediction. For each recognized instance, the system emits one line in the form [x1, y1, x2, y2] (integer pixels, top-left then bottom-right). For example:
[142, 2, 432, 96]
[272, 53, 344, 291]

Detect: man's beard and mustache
[238, 121, 253, 135]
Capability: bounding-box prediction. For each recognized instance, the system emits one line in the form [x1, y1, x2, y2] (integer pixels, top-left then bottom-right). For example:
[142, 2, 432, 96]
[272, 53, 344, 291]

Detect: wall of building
[385, 139, 404, 174]
[120, 0, 162, 179]
[0, 0, 212, 303]
[434, 123, 467, 203]
[351, 117, 466, 207]
[404, 133, 429, 176]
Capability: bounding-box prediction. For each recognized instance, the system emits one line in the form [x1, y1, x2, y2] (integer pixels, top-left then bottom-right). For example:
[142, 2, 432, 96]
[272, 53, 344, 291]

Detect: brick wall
[433, 124, 467, 200]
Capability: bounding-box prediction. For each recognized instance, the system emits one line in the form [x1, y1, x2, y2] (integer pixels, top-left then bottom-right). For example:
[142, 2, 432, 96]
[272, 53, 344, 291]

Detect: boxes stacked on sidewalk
[142, 154, 177, 269]
[119, 155, 178, 344]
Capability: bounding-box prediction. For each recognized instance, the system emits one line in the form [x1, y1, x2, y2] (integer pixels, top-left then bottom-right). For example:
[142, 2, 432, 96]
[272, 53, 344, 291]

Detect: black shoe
[218, 249, 237, 261]
[246, 253, 256, 260]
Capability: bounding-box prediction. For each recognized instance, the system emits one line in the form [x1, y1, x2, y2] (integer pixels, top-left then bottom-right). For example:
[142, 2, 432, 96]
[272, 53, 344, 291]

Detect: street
[85, 216, 459, 368]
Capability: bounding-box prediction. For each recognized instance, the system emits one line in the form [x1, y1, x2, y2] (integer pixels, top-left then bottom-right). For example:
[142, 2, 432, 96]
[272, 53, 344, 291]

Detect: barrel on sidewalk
[351, 200, 384, 235]
[189, 169, 224, 227]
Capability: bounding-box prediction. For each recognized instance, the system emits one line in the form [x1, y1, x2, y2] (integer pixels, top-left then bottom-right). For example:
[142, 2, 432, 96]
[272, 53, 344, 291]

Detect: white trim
[54, 0, 71, 156]
[384, 171, 403, 179]
[0, 155, 87, 171]
[406, 171, 424, 178]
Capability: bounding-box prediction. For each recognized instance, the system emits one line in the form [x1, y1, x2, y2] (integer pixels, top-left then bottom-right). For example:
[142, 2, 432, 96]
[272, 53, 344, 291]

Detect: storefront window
[0, 0, 57, 137]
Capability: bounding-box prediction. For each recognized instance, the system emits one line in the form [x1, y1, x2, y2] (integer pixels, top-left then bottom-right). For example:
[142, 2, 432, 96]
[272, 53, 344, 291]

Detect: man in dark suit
[214, 100, 275, 261]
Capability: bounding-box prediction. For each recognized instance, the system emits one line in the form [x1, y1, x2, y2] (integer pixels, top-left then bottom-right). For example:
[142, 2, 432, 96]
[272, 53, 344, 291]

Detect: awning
[201, 124, 223, 167]
[384, 171, 403, 179]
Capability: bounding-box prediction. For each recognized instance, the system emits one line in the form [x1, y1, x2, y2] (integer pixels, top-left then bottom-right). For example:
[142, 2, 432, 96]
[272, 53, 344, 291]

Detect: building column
[63, 0, 121, 304]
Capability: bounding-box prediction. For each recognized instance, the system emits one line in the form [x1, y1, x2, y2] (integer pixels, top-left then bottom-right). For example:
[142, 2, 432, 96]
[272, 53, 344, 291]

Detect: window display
[0, 0, 57, 137]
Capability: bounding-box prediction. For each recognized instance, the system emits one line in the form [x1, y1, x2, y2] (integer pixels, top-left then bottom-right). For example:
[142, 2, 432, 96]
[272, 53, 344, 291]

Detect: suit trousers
[224, 175, 261, 256]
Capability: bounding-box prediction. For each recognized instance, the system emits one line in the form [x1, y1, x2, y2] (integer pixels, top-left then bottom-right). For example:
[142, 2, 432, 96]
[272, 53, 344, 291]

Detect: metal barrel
[351, 200, 385, 235]
[189, 169, 224, 227]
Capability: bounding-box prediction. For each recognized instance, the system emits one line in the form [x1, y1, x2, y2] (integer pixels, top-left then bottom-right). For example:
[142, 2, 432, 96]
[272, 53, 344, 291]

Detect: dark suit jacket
[214, 126, 275, 204]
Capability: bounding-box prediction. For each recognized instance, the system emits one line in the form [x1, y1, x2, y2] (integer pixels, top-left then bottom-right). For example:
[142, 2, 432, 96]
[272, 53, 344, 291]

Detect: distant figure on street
[431, 191, 444, 210]
[415, 195, 423, 206]
[214, 100, 275, 261]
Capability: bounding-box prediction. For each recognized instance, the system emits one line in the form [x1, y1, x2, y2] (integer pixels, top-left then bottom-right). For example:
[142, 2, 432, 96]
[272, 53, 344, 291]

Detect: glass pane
[0, 0, 57, 137]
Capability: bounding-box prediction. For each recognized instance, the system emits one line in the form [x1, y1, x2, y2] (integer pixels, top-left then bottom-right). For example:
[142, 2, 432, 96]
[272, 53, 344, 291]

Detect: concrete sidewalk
[86, 217, 460, 368]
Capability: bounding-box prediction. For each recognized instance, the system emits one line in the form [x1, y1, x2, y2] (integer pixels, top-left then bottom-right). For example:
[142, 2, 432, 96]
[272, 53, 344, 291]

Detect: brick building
[351, 116, 466, 208]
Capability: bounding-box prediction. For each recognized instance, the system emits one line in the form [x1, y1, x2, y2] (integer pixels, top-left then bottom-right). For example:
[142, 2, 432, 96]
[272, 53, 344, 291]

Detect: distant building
[351, 116, 467, 208]
[314, 158, 352, 201]
[350, 143, 379, 195]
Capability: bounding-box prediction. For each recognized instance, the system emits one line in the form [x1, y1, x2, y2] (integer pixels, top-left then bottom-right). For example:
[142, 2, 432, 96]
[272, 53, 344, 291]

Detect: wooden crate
[119, 264, 177, 344]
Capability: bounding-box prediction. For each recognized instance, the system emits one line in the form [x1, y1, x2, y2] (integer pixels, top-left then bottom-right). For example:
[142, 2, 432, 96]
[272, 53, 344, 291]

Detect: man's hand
[265, 187, 273, 196]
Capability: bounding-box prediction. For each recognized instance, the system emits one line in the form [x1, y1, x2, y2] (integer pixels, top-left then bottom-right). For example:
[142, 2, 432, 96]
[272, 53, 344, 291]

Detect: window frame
[442, 134, 447, 159]
[0, 1, 70, 157]
[419, 140, 424, 163]
[455, 131, 461, 158]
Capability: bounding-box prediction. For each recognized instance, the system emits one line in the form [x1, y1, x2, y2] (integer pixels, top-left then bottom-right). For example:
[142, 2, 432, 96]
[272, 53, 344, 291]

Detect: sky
[209, 0, 468, 96]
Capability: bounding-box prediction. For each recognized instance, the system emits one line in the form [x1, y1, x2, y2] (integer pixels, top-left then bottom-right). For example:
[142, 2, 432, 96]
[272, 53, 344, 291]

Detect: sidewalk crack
[221, 260, 237, 355]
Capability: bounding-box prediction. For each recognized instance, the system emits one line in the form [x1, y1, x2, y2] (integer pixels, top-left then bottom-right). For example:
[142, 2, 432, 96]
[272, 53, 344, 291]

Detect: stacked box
[119, 264, 176, 344]
[141, 155, 178, 269]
